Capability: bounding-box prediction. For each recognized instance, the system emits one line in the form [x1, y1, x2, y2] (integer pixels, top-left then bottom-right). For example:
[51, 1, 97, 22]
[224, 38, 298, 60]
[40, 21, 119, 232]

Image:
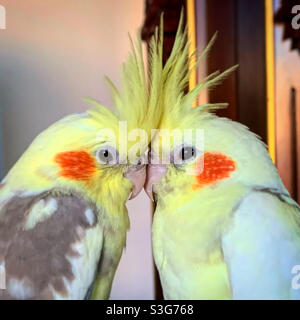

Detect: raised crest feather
[84, 24, 163, 134]
[158, 11, 238, 121]
[85, 12, 236, 131]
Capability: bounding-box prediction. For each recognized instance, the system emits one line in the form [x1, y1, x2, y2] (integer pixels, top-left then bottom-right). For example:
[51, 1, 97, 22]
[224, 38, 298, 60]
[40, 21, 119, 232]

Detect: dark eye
[171, 144, 198, 166]
[180, 146, 195, 161]
[98, 149, 112, 162]
[96, 146, 118, 165]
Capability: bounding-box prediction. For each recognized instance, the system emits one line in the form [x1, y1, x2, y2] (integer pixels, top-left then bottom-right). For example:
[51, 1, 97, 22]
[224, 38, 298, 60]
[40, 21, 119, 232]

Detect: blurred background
[0, 0, 299, 299]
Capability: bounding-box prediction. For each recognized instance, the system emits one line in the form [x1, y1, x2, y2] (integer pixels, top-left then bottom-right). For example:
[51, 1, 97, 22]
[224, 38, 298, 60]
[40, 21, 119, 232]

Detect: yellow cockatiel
[145, 21, 300, 299]
[0, 31, 162, 299]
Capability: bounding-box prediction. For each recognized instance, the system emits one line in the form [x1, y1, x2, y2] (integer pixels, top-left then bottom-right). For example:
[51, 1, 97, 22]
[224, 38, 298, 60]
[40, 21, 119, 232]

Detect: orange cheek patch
[54, 151, 96, 181]
[193, 152, 236, 189]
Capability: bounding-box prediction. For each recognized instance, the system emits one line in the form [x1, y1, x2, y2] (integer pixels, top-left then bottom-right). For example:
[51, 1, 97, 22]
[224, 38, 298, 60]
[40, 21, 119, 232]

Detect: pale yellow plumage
[148, 15, 300, 300]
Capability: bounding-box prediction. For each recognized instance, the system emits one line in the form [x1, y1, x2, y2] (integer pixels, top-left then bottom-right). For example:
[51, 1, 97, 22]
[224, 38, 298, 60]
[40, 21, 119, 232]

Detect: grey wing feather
[0, 192, 103, 300]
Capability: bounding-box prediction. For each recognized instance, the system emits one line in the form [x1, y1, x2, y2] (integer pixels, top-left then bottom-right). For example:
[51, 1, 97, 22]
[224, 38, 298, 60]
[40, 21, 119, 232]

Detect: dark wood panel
[142, 0, 186, 65]
[206, 0, 267, 143]
[236, 0, 267, 142]
[206, 0, 238, 120]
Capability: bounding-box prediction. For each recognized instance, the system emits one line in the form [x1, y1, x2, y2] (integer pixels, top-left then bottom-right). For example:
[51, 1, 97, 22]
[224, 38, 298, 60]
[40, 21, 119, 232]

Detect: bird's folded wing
[0, 191, 103, 300]
[222, 188, 300, 300]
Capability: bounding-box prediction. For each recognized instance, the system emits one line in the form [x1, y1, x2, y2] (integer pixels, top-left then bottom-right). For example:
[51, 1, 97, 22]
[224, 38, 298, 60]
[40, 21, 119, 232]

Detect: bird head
[145, 20, 283, 208]
[4, 32, 163, 214]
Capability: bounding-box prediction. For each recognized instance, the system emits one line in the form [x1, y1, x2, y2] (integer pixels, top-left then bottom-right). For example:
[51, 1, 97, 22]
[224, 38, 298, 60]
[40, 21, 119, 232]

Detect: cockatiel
[145, 21, 300, 299]
[0, 32, 162, 299]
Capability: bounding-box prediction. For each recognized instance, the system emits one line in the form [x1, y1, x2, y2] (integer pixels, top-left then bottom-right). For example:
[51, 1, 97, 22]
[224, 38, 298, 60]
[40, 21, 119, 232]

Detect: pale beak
[124, 165, 146, 200]
[145, 164, 167, 201]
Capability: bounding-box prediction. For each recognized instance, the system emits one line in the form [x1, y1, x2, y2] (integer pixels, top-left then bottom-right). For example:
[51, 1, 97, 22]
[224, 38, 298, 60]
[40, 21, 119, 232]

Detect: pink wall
[274, 0, 300, 200]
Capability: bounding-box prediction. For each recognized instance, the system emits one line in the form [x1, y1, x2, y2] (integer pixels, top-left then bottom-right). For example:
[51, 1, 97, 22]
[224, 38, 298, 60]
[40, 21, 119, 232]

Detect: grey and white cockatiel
[0, 31, 162, 299]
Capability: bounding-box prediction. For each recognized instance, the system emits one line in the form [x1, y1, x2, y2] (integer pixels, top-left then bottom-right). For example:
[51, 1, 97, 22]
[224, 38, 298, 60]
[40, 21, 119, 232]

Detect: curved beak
[145, 164, 167, 201]
[124, 165, 146, 200]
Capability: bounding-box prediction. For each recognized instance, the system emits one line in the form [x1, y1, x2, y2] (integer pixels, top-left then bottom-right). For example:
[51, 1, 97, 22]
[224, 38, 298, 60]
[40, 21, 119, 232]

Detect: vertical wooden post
[265, 0, 276, 163]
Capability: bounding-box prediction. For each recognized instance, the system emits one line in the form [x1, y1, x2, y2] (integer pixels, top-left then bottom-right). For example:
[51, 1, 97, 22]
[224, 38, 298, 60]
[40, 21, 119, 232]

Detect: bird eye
[171, 145, 197, 166]
[96, 146, 118, 165]
[180, 146, 195, 161]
